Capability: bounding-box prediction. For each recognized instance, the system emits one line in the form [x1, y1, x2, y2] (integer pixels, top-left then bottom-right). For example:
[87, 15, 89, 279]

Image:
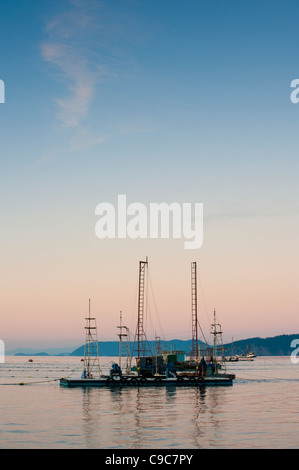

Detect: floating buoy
[19, 382, 24, 386]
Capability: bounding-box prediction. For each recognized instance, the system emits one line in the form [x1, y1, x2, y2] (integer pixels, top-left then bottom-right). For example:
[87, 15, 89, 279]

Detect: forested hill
[223, 334, 299, 357]
[70, 334, 299, 357]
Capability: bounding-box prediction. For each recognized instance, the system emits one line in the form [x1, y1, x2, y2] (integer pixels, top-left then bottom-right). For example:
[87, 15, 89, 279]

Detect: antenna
[83, 298, 101, 378]
[190, 262, 199, 361]
[211, 308, 223, 373]
[117, 310, 130, 370]
[132, 258, 152, 375]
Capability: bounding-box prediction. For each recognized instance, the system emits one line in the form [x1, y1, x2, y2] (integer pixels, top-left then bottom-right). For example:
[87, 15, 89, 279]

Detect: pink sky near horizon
[2, 209, 298, 351]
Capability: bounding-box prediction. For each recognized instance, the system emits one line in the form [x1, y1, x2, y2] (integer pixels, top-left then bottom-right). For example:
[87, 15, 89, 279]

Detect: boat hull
[60, 375, 233, 388]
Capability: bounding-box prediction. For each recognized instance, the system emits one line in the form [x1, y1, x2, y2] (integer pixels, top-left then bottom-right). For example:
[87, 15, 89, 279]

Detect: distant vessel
[223, 338, 239, 362]
[246, 351, 257, 359]
[236, 346, 257, 361]
[81, 299, 102, 379]
[60, 259, 234, 388]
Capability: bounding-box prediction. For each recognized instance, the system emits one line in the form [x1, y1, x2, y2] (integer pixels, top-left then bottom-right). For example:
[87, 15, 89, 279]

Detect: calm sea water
[0, 355, 298, 449]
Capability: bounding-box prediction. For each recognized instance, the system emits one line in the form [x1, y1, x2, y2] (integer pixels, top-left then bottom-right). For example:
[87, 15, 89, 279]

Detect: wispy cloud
[40, 0, 121, 128]
[41, 42, 95, 127]
[41, 1, 101, 128]
[39, 0, 147, 161]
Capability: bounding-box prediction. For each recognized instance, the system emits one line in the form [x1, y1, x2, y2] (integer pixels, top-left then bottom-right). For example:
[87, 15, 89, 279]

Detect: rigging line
[197, 319, 209, 349]
[145, 261, 149, 335]
[241, 370, 296, 380]
[235, 374, 294, 381]
[146, 268, 159, 353]
[129, 269, 139, 336]
[147, 269, 166, 342]
[65, 364, 84, 379]
[234, 376, 260, 381]
[0, 377, 62, 386]
[0, 364, 83, 386]
[197, 273, 211, 326]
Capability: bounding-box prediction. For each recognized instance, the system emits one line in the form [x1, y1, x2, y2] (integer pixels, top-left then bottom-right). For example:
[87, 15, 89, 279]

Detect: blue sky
[1, 0, 298, 349]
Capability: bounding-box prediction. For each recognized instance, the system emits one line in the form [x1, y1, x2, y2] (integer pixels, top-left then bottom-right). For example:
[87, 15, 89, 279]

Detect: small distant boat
[246, 351, 257, 359]
[236, 355, 253, 361]
[224, 356, 239, 362]
[236, 346, 257, 361]
[223, 337, 239, 362]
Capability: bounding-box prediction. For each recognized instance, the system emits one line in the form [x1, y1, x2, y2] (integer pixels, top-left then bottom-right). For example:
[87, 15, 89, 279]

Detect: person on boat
[199, 357, 207, 377]
[165, 362, 176, 378]
[110, 363, 122, 379]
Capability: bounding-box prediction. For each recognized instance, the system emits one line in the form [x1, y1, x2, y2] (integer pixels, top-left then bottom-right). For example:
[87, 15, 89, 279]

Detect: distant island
[8, 333, 299, 357]
[15, 352, 50, 356]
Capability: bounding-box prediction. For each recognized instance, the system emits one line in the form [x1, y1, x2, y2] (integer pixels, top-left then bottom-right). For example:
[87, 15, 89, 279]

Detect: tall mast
[138, 257, 148, 361]
[117, 310, 129, 370]
[117, 310, 123, 368]
[84, 298, 101, 378]
[211, 308, 223, 373]
[190, 261, 199, 361]
[132, 257, 151, 375]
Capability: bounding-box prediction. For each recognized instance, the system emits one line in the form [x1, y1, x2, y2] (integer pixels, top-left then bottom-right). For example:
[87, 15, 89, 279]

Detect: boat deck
[60, 375, 233, 388]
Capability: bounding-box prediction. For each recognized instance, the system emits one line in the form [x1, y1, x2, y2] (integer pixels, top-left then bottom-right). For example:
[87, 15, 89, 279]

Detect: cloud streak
[41, 42, 95, 127]
[40, 1, 107, 128]
[39, 0, 146, 159]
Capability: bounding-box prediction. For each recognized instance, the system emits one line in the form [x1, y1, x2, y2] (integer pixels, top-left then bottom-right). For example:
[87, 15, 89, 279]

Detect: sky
[0, 0, 298, 351]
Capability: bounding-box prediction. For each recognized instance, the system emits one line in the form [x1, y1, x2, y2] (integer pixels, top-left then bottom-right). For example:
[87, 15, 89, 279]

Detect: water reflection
[191, 386, 207, 447]
[78, 384, 222, 449]
[1, 357, 298, 448]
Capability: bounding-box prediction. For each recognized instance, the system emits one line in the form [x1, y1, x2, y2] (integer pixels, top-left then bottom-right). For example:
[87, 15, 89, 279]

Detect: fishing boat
[223, 338, 239, 362]
[246, 351, 257, 359]
[60, 259, 234, 388]
[235, 346, 257, 361]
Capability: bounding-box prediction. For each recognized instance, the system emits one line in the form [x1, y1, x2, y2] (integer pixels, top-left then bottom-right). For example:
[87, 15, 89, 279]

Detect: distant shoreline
[7, 333, 299, 357]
